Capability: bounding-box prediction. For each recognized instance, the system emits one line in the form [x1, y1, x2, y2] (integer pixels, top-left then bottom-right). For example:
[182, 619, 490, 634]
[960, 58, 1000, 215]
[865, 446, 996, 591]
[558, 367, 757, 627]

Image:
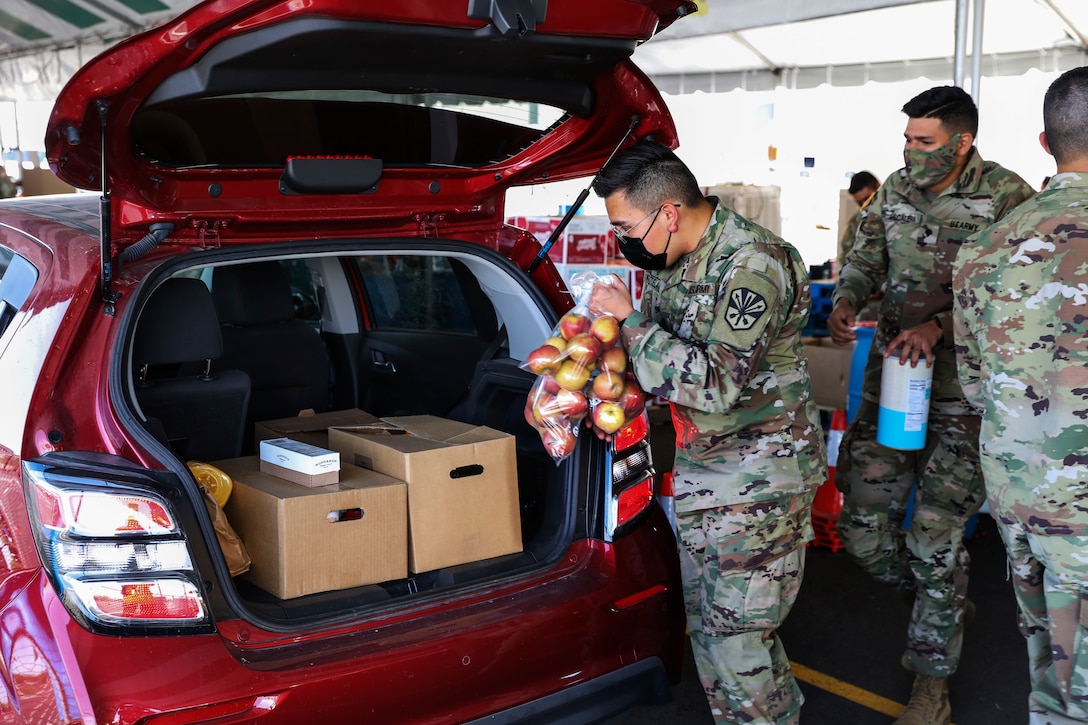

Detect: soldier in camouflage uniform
[953, 66, 1088, 725]
[587, 139, 826, 725]
[839, 171, 883, 320]
[827, 85, 1034, 725]
[838, 170, 881, 273]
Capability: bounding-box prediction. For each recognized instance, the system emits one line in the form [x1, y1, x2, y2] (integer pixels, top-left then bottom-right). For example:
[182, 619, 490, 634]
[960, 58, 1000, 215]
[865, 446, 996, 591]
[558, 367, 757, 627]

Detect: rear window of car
[131, 91, 566, 168]
[0, 247, 38, 337]
[354, 255, 478, 334]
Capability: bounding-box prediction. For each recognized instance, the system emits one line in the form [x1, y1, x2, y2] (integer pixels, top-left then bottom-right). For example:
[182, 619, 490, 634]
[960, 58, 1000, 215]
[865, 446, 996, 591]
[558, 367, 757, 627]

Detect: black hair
[901, 85, 978, 137]
[591, 139, 704, 209]
[1043, 66, 1088, 165]
[847, 171, 879, 195]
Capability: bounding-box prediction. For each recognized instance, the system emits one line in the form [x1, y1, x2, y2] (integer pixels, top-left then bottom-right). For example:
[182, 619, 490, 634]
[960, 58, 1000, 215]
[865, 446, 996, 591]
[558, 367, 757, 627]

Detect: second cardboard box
[329, 415, 522, 574]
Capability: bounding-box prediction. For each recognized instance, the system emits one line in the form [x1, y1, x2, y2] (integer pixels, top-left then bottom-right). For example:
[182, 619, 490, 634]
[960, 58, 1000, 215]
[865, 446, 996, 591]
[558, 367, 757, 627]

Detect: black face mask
[616, 206, 672, 271]
[618, 232, 672, 270]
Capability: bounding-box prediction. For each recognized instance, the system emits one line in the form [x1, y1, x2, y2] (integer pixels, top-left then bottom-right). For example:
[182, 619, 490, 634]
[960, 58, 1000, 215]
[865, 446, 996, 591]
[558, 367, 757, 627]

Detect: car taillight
[65, 578, 205, 622]
[23, 461, 210, 633]
[606, 411, 656, 540]
[34, 484, 176, 535]
[615, 479, 655, 528]
[612, 412, 649, 452]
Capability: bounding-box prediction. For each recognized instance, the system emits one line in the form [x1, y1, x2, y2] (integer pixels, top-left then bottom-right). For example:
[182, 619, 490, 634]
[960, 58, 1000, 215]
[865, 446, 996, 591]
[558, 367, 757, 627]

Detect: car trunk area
[119, 243, 605, 624]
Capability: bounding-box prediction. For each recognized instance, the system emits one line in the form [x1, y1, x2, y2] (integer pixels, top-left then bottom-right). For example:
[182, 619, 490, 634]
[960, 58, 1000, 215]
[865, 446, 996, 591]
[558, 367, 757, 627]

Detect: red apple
[618, 379, 646, 418]
[592, 370, 625, 401]
[554, 360, 592, 391]
[589, 314, 621, 348]
[544, 335, 567, 352]
[598, 346, 627, 375]
[525, 399, 558, 430]
[541, 425, 577, 460]
[565, 333, 602, 367]
[554, 388, 589, 417]
[525, 344, 563, 376]
[558, 312, 590, 340]
[540, 375, 561, 395]
[592, 401, 626, 434]
[529, 390, 559, 424]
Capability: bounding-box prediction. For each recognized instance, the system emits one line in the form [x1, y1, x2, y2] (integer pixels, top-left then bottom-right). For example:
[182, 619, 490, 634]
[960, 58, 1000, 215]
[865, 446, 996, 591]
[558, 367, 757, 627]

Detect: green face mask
[903, 133, 962, 189]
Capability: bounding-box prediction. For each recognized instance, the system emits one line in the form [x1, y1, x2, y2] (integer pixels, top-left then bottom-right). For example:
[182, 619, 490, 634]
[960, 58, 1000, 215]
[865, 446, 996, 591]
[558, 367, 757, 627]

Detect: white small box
[259, 437, 340, 487]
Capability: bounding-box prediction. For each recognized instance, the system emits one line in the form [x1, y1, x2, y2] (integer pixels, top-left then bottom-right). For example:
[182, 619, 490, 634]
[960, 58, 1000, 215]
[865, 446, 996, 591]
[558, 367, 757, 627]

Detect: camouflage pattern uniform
[953, 171, 1088, 724]
[620, 198, 826, 724]
[838, 191, 876, 271]
[838, 193, 882, 321]
[832, 148, 1034, 678]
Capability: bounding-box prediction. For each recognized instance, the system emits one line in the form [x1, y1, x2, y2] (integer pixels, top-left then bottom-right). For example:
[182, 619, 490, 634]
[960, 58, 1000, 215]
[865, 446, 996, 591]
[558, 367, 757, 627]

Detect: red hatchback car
[0, 1, 696, 723]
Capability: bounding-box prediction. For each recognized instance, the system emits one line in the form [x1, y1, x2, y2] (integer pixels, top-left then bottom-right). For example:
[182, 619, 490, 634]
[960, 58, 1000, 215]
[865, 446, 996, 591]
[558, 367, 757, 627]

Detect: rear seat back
[133, 277, 251, 461]
[211, 262, 330, 449]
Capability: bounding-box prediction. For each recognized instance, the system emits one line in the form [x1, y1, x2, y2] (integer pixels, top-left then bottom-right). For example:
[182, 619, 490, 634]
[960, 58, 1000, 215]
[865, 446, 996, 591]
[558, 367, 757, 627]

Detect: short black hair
[1043, 66, 1088, 165]
[591, 139, 704, 209]
[848, 171, 879, 195]
[901, 85, 978, 137]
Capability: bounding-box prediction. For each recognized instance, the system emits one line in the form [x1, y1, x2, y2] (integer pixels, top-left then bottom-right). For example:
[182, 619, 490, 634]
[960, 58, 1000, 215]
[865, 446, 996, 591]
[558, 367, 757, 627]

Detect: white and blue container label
[877, 352, 933, 450]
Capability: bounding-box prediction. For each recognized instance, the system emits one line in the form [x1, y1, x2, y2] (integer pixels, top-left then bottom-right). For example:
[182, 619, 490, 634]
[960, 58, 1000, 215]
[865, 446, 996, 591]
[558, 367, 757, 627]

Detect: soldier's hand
[827, 299, 857, 345]
[885, 320, 940, 367]
[588, 275, 634, 322]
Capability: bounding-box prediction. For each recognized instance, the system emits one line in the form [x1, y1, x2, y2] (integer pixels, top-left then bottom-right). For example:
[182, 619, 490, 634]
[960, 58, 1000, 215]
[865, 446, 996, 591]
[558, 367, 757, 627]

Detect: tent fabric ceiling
[635, 0, 1088, 92]
[0, 0, 193, 58]
[0, 0, 1085, 102]
[0, 0, 194, 103]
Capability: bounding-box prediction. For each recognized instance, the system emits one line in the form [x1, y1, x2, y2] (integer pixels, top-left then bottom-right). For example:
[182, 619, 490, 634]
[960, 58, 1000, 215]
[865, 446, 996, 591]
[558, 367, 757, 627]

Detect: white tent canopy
[636, 0, 1088, 93]
[2, 0, 1085, 102]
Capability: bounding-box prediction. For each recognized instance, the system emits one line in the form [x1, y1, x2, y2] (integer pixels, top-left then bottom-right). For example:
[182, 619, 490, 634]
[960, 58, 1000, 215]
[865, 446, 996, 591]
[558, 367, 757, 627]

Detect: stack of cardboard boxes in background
[803, 336, 854, 411]
[801, 280, 855, 412]
[213, 409, 522, 599]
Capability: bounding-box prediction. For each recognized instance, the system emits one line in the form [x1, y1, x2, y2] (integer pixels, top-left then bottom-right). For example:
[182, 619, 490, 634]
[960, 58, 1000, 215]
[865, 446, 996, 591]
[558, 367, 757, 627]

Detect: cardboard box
[259, 437, 340, 487]
[216, 457, 408, 599]
[20, 167, 77, 197]
[803, 337, 855, 410]
[328, 415, 522, 573]
[255, 408, 386, 450]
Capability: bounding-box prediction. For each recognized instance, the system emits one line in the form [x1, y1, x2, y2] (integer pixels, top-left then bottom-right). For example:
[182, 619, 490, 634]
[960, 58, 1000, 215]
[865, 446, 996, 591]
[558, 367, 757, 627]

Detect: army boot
[893, 674, 951, 725]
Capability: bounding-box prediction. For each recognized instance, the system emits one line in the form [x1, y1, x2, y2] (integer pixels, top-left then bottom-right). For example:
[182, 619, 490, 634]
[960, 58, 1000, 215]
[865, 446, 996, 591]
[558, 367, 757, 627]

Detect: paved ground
[611, 512, 1027, 724]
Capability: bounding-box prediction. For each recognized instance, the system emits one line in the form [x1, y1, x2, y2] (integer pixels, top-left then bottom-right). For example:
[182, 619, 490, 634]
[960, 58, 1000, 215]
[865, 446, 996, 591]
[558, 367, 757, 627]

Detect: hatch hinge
[414, 213, 445, 238]
[467, 0, 546, 38]
[193, 219, 228, 249]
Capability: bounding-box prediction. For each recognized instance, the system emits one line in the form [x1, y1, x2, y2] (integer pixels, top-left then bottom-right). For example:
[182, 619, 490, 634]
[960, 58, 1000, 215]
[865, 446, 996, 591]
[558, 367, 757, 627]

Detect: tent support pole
[954, 0, 969, 87]
[970, 0, 985, 104]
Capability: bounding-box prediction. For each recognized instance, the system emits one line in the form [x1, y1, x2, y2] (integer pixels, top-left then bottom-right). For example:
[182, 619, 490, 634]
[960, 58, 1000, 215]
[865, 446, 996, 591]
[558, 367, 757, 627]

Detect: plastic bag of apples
[521, 271, 646, 463]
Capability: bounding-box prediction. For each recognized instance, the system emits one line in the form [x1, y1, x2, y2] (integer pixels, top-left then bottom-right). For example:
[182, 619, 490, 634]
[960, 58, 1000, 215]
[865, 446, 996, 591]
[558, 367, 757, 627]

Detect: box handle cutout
[327, 508, 364, 523]
[449, 464, 484, 479]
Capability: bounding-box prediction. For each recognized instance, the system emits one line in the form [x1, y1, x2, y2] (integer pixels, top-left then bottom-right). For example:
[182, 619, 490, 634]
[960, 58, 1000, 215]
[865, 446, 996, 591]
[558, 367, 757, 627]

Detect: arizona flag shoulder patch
[710, 268, 781, 351]
[726, 287, 767, 330]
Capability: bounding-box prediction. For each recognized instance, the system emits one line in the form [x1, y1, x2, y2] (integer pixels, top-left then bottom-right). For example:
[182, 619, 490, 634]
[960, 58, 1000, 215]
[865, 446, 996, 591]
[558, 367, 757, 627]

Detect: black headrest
[211, 262, 295, 325]
[133, 277, 224, 365]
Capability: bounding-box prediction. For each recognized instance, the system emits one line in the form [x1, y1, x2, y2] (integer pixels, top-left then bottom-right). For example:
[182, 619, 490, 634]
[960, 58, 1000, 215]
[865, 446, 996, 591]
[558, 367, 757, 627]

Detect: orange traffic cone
[810, 410, 847, 552]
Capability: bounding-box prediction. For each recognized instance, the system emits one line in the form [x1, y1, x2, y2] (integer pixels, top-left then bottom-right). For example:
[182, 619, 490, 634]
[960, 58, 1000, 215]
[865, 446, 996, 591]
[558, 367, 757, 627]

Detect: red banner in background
[507, 215, 641, 307]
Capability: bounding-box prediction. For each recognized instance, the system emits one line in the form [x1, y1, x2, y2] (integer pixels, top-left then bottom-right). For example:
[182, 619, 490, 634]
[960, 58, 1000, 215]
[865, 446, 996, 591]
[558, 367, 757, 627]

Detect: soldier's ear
[1039, 132, 1052, 156]
[956, 132, 974, 155]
